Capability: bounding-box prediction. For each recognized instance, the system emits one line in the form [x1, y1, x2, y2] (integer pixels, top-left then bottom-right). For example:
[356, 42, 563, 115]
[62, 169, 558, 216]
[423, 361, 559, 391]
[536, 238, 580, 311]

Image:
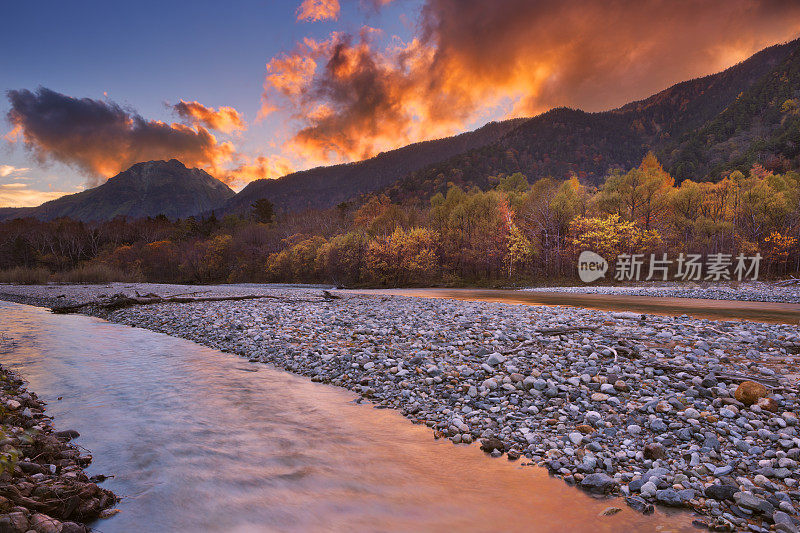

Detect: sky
[2, 0, 800, 207]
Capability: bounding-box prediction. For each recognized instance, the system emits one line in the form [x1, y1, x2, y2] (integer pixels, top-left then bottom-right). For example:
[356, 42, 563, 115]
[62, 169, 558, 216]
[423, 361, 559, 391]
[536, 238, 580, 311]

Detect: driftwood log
[51, 291, 340, 314]
[535, 326, 600, 335]
[646, 360, 782, 388]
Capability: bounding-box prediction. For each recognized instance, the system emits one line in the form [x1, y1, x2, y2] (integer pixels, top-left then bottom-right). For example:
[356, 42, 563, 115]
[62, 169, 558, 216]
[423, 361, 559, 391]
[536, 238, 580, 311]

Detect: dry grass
[0, 266, 51, 285]
[54, 264, 136, 284]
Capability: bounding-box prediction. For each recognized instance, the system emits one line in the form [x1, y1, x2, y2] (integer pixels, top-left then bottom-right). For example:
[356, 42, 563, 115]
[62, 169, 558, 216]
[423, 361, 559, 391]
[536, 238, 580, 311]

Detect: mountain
[6, 39, 799, 221]
[4, 160, 234, 222]
[220, 118, 525, 214]
[0, 208, 24, 220]
[385, 39, 800, 202]
[665, 43, 800, 179]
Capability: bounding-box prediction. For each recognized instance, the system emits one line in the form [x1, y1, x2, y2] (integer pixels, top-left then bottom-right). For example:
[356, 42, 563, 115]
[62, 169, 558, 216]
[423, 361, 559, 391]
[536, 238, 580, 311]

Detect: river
[0, 300, 695, 532]
[343, 288, 800, 324]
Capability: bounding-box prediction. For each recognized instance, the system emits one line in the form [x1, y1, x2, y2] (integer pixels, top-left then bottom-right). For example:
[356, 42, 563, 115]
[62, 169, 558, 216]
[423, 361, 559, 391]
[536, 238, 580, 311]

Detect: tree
[569, 214, 662, 261]
[316, 231, 368, 286]
[366, 227, 439, 286]
[597, 152, 673, 229]
[251, 199, 275, 224]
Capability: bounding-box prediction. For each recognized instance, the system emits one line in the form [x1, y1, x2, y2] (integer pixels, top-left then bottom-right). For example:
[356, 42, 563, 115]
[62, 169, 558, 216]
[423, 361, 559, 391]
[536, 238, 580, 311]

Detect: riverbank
[523, 281, 800, 304]
[2, 283, 800, 532]
[0, 360, 117, 532]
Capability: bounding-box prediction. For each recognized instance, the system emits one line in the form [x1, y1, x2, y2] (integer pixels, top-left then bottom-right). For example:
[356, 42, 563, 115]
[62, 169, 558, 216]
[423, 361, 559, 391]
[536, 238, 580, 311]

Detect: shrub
[0, 267, 51, 285]
[54, 263, 136, 284]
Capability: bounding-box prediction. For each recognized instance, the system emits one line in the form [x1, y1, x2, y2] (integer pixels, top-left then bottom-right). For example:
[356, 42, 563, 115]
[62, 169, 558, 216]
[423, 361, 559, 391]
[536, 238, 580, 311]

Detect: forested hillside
[384, 39, 800, 204]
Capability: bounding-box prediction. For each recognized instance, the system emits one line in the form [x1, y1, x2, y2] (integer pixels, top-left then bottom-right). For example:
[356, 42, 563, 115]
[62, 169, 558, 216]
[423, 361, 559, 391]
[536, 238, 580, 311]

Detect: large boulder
[734, 381, 768, 406]
[580, 473, 618, 494]
[479, 437, 505, 453]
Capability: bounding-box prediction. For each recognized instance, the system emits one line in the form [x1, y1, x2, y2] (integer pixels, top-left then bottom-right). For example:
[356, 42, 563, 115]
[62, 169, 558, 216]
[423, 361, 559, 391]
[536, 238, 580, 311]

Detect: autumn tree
[597, 152, 674, 229]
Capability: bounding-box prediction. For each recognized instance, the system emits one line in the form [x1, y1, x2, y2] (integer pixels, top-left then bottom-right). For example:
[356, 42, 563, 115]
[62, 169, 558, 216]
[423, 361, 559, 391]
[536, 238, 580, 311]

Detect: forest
[0, 153, 798, 286]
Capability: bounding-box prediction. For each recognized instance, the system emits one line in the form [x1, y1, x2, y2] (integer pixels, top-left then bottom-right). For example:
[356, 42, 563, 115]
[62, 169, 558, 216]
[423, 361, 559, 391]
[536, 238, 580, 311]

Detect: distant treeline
[1, 153, 798, 286]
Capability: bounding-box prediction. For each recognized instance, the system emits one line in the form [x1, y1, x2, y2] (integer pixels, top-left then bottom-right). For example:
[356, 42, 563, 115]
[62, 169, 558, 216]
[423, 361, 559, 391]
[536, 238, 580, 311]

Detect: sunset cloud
[6, 88, 235, 186]
[0, 164, 30, 178]
[264, 0, 800, 165]
[172, 100, 246, 134]
[259, 37, 333, 118]
[296, 0, 340, 22]
[222, 155, 294, 186]
[0, 183, 78, 208]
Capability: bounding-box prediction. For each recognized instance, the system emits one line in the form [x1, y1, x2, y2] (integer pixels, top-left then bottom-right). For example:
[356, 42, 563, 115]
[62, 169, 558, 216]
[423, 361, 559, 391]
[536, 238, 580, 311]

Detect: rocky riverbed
[0, 359, 117, 533]
[523, 281, 800, 304]
[2, 283, 800, 532]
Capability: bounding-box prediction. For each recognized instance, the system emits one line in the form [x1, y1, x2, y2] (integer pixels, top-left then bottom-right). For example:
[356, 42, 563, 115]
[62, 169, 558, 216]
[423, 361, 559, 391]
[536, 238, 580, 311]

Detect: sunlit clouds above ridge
[262, 0, 800, 166]
[3, 0, 800, 207]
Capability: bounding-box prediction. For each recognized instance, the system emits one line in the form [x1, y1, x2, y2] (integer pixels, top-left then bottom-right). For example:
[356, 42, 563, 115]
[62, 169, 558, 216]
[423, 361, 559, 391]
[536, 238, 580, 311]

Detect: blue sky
[0, 0, 418, 205]
[2, 0, 799, 207]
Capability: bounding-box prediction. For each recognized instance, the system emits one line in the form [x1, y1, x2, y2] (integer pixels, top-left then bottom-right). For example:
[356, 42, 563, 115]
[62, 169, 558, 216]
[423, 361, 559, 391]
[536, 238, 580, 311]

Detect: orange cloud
[221, 155, 294, 187]
[172, 100, 246, 134]
[0, 183, 78, 208]
[263, 0, 800, 166]
[259, 36, 336, 119]
[0, 165, 30, 178]
[296, 0, 340, 22]
[6, 88, 236, 186]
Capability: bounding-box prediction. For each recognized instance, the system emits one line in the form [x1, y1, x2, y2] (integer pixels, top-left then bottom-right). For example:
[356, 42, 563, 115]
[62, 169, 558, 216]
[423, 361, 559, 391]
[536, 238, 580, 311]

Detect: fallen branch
[535, 326, 599, 335]
[51, 291, 337, 314]
[646, 360, 782, 388]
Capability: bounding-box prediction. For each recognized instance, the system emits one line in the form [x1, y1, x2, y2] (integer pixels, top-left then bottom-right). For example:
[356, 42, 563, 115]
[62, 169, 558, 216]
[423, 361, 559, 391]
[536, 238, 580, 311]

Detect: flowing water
[0, 301, 695, 532]
[345, 288, 800, 324]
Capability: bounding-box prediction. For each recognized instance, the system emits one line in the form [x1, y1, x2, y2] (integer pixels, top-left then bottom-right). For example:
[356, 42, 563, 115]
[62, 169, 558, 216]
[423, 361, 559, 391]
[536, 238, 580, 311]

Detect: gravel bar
[523, 281, 800, 304]
[2, 283, 800, 532]
[0, 358, 117, 533]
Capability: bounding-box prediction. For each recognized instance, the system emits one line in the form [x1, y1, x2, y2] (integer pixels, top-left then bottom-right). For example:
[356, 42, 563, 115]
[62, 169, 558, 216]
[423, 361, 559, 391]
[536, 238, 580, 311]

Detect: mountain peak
[12, 160, 235, 221]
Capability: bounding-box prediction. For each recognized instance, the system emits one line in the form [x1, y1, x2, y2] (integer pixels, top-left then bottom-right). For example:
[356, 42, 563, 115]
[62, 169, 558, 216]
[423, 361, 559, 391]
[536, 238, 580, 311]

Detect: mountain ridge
[3, 159, 234, 221]
[5, 38, 800, 221]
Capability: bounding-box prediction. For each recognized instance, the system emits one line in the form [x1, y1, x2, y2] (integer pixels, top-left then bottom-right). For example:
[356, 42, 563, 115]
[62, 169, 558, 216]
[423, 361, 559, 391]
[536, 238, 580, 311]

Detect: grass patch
[54, 264, 136, 284]
[0, 267, 51, 285]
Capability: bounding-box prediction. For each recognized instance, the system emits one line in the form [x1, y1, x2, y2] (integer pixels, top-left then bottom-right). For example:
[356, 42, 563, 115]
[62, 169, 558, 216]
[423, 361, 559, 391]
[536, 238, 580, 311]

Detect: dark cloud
[6, 87, 234, 186]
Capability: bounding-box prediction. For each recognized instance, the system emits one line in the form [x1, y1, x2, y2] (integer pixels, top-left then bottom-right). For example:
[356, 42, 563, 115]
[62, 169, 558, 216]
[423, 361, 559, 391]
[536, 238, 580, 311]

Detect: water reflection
[344, 288, 800, 324]
[0, 301, 694, 532]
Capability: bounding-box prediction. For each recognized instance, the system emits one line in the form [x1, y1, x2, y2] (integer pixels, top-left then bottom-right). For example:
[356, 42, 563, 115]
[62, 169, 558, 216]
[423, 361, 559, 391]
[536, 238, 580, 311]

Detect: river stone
[640, 481, 657, 498]
[735, 491, 767, 512]
[705, 484, 738, 500]
[773, 511, 799, 533]
[757, 397, 779, 412]
[643, 443, 666, 459]
[522, 376, 537, 390]
[734, 381, 768, 406]
[29, 513, 62, 533]
[581, 473, 617, 494]
[656, 488, 685, 507]
[55, 429, 80, 441]
[486, 352, 505, 366]
[0, 512, 28, 533]
[480, 437, 505, 453]
[626, 496, 654, 514]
